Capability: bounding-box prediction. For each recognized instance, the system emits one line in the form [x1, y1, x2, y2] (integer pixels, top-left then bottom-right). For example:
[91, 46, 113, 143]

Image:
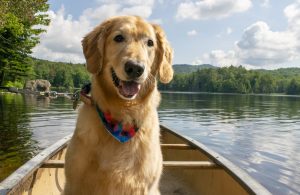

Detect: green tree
[73, 65, 90, 88]
[287, 79, 300, 95]
[0, 0, 49, 86]
[259, 74, 275, 93]
[31, 59, 90, 90]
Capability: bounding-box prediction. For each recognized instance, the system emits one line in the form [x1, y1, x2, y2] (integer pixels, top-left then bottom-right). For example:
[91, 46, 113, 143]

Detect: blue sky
[32, 0, 300, 69]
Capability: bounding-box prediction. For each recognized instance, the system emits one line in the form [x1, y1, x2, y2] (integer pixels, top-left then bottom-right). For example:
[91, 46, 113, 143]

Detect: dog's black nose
[124, 61, 144, 79]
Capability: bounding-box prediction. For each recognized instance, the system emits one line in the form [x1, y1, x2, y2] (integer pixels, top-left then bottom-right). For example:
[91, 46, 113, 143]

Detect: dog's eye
[147, 39, 154, 47]
[114, 35, 125, 43]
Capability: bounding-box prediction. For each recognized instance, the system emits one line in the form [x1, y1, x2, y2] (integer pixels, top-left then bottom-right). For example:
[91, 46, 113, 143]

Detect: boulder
[24, 79, 51, 92]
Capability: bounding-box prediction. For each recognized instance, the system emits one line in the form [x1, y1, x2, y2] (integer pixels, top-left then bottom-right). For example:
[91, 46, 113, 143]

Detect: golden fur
[64, 16, 173, 195]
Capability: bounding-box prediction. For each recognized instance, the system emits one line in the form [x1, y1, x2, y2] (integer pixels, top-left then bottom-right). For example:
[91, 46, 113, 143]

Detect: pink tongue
[119, 81, 140, 97]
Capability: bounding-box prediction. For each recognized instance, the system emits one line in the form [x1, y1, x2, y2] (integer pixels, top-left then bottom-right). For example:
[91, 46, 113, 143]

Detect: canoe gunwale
[160, 124, 271, 195]
[0, 134, 72, 195]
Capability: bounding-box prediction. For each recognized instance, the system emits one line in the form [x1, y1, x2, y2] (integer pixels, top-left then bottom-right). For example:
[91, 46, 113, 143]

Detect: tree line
[32, 59, 90, 90]
[159, 66, 300, 95]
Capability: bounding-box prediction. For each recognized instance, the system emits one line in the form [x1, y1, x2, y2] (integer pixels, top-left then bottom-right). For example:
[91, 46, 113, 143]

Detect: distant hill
[173, 64, 215, 74]
[266, 68, 300, 78]
[172, 64, 300, 77]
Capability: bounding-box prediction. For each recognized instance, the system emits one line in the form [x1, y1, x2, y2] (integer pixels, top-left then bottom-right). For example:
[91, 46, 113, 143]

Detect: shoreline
[2, 89, 300, 98]
[160, 90, 300, 98]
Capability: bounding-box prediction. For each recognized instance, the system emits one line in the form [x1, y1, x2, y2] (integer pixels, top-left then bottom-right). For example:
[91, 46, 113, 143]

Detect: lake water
[0, 92, 300, 194]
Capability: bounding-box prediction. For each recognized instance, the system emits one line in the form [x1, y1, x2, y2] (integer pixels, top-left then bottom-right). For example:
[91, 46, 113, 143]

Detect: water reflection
[159, 92, 300, 195]
[0, 94, 39, 180]
[0, 93, 76, 181]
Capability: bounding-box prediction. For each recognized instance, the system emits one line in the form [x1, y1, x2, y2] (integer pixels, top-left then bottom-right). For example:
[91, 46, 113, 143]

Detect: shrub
[4, 81, 24, 89]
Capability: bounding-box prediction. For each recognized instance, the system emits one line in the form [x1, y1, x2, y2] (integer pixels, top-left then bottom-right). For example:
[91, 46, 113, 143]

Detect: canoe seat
[161, 144, 195, 150]
[42, 160, 219, 169]
[163, 161, 219, 169]
[42, 160, 64, 168]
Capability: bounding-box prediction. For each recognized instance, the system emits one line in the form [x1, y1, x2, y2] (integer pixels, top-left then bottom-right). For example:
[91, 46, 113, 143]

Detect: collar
[95, 104, 139, 143]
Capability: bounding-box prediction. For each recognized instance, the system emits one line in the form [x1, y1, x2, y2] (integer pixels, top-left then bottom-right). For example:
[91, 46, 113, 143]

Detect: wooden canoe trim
[163, 161, 220, 169]
[41, 160, 64, 168]
[42, 160, 220, 169]
[161, 144, 195, 150]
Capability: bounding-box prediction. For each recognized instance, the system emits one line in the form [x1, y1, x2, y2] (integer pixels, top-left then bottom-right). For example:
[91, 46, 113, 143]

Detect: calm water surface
[0, 92, 300, 194]
[0, 93, 76, 180]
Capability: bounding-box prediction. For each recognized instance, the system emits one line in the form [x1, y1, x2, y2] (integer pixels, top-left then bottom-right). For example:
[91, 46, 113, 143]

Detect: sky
[32, 0, 300, 69]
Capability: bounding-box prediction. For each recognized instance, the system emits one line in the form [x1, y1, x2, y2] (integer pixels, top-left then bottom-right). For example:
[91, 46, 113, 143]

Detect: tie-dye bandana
[96, 105, 139, 143]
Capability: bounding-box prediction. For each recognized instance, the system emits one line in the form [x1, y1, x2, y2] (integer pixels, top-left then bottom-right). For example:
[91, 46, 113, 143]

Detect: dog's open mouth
[111, 69, 141, 99]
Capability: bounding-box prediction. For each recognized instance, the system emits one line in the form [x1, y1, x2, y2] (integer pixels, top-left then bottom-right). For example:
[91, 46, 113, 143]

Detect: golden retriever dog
[64, 15, 173, 195]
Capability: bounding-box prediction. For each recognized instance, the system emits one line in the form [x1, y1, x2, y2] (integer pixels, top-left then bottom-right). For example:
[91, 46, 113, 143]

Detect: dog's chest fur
[64, 104, 162, 194]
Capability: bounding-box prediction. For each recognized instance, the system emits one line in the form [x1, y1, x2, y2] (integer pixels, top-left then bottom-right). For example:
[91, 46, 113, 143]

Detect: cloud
[285, 1, 300, 55]
[195, 1, 300, 68]
[32, 2, 156, 63]
[237, 1, 300, 67]
[92, 0, 155, 19]
[32, 7, 90, 63]
[284, 0, 300, 34]
[236, 21, 297, 66]
[199, 50, 239, 67]
[187, 30, 197, 36]
[176, 0, 252, 20]
[197, 21, 298, 67]
[192, 58, 203, 65]
[82, 4, 153, 21]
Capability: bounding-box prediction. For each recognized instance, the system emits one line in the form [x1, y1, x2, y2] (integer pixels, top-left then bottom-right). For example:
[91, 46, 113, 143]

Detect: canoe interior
[1, 126, 269, 195]
[160, 129, 248, 195]
[18, 149, 66, 195]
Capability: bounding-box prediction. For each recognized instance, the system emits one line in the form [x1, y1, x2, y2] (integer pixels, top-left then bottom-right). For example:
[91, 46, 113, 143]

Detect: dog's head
[82, 16, 173, 100]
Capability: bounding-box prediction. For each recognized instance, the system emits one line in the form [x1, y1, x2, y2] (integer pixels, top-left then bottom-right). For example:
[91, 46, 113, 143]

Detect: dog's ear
[152, 24, 174, 83]
[82, 20, 112, 74]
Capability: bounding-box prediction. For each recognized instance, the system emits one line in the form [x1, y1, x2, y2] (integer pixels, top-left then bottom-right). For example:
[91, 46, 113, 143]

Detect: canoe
[0, 125, 271, 195]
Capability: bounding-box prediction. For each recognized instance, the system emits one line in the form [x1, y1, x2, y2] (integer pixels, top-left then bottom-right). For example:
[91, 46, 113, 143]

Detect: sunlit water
[0, 92, 300, 194]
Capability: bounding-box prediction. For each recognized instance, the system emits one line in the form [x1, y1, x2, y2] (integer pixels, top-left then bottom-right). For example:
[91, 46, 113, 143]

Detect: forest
[159, 65, 300, 95]
[32, 58, 90, 90]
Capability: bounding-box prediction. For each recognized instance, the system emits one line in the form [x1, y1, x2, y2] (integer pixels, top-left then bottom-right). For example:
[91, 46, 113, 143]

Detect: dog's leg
[148, 173, 162, 195]
[149, 182, 161, 195]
